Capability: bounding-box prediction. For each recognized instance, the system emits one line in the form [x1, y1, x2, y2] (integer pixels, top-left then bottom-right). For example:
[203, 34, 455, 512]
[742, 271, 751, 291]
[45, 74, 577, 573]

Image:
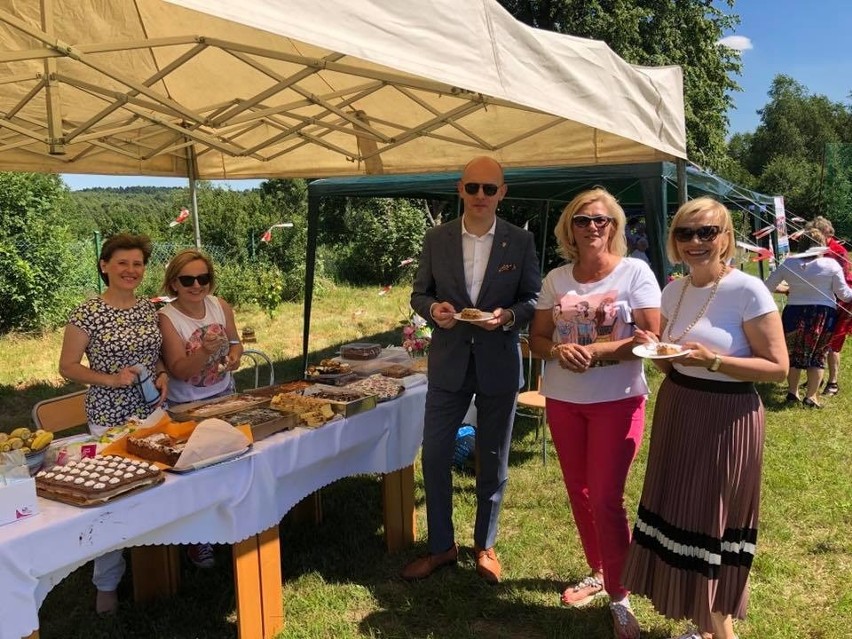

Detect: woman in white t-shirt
[764, 228, 852, 407]
[622, 198, 787, 639]
[158, 248, 244, 567]
[529, 188, 661, 639]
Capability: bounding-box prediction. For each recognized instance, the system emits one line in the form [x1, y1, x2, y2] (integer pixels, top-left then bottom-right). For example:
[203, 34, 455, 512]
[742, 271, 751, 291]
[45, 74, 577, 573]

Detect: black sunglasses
[572, 215, 613, 229]
[673, 225, 722, 242]
[177, 273, 211, 287]
[463, 182, 500, 196]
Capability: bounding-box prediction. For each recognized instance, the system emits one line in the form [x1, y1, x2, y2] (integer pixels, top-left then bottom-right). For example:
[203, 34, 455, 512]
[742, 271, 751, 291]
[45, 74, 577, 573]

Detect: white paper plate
[453, 311, 495, 322]
[632, 343, 691, 360]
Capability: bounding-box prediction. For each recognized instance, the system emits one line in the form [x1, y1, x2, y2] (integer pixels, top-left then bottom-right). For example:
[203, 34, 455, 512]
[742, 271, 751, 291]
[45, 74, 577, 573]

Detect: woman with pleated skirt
[623, 197, 788, 639]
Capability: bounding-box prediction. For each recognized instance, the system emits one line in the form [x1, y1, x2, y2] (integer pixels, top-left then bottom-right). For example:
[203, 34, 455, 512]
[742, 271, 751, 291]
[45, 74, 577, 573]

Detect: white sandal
[610, 600, 640, 639]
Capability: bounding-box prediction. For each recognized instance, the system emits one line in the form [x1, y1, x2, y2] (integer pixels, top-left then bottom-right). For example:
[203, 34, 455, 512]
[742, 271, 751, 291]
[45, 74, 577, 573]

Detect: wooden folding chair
[31, 389, 88, 434]
[517, 336, 548, 464]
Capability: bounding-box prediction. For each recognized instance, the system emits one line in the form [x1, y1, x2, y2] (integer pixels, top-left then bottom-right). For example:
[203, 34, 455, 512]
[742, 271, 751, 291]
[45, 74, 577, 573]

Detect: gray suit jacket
[411, 217, 541, 394]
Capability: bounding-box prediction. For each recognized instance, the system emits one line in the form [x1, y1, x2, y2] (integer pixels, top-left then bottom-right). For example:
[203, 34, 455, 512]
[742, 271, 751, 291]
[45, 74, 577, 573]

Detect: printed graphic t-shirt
[159, 296, 232, 403]
[536, 258, 661, 404]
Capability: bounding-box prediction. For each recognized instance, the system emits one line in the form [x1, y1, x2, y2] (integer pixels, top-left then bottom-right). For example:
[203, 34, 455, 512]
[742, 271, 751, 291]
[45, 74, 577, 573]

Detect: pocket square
[498, 263, 517, 273]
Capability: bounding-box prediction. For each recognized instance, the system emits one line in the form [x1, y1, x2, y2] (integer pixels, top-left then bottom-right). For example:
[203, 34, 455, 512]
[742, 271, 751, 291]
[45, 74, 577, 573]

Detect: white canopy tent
[0, 0, 685, 180]
[0, 0, 688, 366]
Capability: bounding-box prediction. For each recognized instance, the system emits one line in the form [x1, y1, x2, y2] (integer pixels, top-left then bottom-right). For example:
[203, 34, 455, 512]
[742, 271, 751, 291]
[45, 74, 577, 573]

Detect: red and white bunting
[260, 222, 294, 243]
[752, 225, 775, 239]
[169, 207, 190, 227]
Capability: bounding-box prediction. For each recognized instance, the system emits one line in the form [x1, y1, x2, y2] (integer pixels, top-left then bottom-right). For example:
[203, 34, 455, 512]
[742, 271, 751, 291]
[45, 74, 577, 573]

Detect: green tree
[745, 75, 850, 176]
[497, 0, 741, 168]
[333, 198, 426, 285]
[0, 173, 81, 332]
[722, 75, 852, 222]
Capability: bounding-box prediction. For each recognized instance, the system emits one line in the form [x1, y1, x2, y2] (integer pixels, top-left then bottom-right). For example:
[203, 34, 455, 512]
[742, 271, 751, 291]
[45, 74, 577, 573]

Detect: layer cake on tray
[35, 455, 164, 506]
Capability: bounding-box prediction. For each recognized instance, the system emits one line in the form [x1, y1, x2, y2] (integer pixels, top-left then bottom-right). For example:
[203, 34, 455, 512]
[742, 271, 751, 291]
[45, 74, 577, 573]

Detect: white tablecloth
[0, 385, 426, 639]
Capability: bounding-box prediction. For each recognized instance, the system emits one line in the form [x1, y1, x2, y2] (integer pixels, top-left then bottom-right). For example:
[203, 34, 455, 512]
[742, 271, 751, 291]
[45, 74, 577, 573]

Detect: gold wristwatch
[708, 354, 723, 372]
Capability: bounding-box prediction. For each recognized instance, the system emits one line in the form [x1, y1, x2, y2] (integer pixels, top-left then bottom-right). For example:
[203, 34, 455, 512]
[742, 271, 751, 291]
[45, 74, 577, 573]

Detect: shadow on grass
[278, 472, 673, 639]
[39, 547, 241, 639]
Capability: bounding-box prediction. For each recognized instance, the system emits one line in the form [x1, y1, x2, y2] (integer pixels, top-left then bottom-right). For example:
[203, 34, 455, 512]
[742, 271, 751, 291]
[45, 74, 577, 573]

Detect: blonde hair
[811, 215, 834, 238]
[799, 225, 826, 251]
[554, 188, 627, 262]
[162, 249, 217, 295]
[666, 197, 737, 264]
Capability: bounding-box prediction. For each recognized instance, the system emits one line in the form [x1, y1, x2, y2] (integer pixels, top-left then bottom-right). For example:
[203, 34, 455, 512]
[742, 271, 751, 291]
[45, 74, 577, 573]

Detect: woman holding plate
[528, 187, 660, 639]
[622, 197, 787, 639]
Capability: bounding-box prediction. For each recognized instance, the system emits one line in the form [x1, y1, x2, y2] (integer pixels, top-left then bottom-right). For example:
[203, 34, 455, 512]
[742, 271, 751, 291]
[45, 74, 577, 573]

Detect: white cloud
[717, 35, 753, 52]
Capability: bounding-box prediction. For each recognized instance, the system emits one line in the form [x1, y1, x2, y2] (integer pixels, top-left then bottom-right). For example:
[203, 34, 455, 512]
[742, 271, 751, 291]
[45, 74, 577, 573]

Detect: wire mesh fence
[8, 236, 231, 301]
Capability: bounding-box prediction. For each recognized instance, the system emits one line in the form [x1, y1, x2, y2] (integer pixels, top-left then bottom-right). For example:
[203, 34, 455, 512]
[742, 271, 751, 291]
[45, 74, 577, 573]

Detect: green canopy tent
[303, 162, 776, 363]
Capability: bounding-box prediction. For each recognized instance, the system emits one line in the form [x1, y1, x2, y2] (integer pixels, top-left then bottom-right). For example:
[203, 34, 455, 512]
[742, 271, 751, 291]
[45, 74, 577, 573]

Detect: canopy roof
[310, 162, 775, 210]
[0, 0, 685, 179]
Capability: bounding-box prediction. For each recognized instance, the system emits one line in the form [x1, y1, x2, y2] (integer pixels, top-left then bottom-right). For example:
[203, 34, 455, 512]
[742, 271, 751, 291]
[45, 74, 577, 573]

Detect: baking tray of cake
[168, 394, 270, 421]
[222, 406, 299, 440]
[339, 342, 382, 360]
[304, 370, 360, 386]
[101, 418, 252, 472]
[35, 456, 165, 507]
[301, 384, 377, 416]
[343, 374, 405, 403]
[245, 380, 312, 397]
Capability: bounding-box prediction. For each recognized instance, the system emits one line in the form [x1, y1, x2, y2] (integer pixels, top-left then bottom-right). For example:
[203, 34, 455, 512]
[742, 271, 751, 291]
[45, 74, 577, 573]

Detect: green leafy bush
[332, 198, 426, 285]
[0, 173, 79, 333]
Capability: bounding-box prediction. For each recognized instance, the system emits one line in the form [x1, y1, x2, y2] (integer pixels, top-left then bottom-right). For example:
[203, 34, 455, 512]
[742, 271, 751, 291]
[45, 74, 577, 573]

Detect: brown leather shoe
[474, 546, 501, 584]
[400, 543, 458, 580]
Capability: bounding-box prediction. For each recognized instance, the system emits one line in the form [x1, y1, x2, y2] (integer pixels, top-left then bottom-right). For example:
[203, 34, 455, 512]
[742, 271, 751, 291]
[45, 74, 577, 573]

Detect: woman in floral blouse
[59, 233, 167, 615]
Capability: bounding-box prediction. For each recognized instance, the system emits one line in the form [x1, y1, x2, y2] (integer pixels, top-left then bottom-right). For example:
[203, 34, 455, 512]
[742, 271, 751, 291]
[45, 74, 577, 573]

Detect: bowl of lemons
[0, 427, 54, 476]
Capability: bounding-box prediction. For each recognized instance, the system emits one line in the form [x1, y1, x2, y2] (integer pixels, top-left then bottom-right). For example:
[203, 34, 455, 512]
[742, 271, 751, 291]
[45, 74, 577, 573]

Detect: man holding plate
[404, 156, 541, 583]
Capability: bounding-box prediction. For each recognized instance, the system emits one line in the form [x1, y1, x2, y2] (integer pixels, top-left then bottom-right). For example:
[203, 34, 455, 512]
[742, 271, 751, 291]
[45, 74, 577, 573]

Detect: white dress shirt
[461, 216, 496, 305]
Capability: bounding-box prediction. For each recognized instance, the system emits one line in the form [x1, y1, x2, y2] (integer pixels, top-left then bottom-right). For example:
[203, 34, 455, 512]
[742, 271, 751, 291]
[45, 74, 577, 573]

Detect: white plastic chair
[237, 349, 275, 390]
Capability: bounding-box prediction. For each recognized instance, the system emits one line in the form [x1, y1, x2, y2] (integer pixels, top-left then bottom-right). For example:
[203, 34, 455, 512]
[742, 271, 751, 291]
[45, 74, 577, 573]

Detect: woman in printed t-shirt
[158, 248, 243, 567]
[528, 187, 661, 639]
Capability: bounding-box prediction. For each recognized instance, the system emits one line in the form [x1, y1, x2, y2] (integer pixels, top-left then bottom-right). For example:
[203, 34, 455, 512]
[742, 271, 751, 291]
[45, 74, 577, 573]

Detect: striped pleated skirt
[622, 369, 764, 631]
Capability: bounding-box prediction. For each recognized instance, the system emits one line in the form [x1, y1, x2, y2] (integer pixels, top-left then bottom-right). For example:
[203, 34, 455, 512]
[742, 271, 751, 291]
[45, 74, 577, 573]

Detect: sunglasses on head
[463, 182, 500, 196]
[177, 273, 211, 287]
[673, 225, 722, 242]
[572, 215, 613, 229]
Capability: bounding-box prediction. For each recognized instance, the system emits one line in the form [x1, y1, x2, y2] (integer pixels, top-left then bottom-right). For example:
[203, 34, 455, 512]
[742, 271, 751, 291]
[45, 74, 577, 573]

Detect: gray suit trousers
[422, 354, 517, 553]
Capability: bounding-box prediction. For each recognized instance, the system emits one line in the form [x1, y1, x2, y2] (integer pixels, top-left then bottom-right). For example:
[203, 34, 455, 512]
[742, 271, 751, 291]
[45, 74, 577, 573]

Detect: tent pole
[303, 194, 320, 374]
[676, 158, 687, 206]
[187, 145, 201, 248]
[540, 201, 550, 276]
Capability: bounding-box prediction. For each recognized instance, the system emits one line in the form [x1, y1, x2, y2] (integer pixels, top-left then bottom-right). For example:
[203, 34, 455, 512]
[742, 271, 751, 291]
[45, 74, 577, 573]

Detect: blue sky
[722, 0, 850, 135]
[62, 1, 850, 191]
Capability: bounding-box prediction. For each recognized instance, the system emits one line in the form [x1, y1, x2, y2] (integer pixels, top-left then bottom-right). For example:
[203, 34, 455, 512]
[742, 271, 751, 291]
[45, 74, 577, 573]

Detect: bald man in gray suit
[402, 156, 541, 583]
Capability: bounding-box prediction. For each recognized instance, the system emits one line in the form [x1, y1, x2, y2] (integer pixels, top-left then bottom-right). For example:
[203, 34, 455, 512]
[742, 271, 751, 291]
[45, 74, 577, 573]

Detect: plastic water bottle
[453, 424, 476, 472]
[132, 364, 160, 407]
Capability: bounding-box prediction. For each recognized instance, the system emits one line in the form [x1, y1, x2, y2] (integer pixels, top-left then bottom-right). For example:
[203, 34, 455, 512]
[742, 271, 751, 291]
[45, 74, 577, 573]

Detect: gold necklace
[665, 266, 727, 343]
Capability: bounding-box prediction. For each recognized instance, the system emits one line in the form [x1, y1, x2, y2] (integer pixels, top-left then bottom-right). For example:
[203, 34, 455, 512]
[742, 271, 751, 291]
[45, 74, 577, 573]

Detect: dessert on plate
[460, 308, 486, 320]
[654, 343, 681, 355]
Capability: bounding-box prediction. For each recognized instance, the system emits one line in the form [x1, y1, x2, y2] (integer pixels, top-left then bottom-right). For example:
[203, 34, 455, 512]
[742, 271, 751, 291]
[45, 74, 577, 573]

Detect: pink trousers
[546, 395, 646, 600]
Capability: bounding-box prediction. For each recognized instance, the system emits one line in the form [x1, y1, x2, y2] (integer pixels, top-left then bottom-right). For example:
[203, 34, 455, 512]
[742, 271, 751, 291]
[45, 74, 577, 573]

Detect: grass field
[2, 284, 850, 638]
